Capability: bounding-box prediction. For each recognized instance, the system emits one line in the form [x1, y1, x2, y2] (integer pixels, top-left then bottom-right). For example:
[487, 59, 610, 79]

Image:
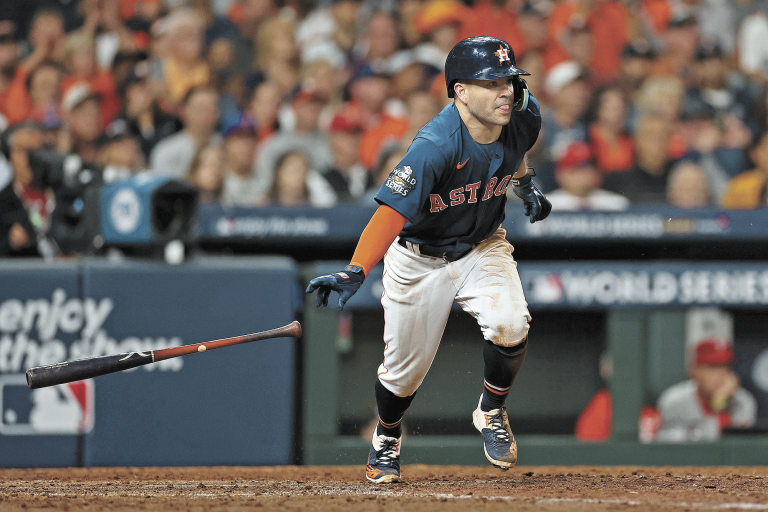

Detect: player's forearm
[350, 205, 408, 276]
[512, 154, 529, 179]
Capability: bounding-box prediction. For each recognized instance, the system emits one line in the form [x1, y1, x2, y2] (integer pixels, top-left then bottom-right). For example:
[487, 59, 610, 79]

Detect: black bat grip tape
[26, 352, 154, 389]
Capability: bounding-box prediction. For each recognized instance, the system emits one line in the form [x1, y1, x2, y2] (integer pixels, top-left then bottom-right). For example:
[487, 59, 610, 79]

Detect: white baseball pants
[377, 228, 531, 397]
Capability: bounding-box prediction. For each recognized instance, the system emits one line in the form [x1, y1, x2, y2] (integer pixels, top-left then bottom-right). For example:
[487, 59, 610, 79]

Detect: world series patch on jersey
[384, 166, 417, 197]
[374, 94, 541, 251]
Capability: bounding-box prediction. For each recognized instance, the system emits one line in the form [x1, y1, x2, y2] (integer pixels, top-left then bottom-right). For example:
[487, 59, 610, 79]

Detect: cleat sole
[366, 473, 400, 483]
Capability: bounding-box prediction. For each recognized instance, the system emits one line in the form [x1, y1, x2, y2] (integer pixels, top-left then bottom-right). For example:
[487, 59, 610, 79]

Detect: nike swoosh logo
[457, 157, 470, 169]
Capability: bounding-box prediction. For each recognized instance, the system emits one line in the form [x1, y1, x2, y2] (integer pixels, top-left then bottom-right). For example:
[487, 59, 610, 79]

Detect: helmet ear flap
[512, 77, 529, 110]
[447, 79, 457, 98]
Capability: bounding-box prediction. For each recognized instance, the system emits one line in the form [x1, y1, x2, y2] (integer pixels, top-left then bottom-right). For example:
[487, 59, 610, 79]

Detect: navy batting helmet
[445, 36, 529, 98]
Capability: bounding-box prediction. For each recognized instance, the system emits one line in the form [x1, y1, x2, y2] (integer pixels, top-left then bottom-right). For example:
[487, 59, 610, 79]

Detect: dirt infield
[1, 465, 767, 511]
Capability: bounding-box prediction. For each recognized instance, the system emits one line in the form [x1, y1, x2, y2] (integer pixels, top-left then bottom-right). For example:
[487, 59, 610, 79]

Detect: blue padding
[81, 257, 299, 466]
[0, 261, 82, 467]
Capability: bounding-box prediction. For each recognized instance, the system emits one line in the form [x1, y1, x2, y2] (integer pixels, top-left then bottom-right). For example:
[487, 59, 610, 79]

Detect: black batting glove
[512, 174, 552, 223]
[306, 264, 365, 311]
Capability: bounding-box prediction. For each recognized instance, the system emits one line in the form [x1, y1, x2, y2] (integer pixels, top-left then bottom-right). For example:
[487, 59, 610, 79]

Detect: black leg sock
[481, 338, 528, 412]
[374, 379, 416, 438]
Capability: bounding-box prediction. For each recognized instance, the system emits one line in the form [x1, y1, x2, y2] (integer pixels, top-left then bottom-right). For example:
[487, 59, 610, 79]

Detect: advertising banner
[0, 258, 299, 467]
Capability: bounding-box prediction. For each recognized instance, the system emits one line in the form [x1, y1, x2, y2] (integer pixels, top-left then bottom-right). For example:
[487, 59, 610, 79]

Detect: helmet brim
[470, 64, 530, 80]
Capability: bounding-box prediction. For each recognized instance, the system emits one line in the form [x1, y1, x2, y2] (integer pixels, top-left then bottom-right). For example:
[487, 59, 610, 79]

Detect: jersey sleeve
[517, 93, 542, 152]
[374, 137, 447, 222]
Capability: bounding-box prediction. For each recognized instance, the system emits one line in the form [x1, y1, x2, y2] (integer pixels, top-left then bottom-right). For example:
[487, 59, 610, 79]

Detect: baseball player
[306, 36, 550, 483]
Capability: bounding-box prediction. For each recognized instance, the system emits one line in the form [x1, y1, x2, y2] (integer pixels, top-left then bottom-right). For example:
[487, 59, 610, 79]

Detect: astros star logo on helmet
[494, 45, 510, 64]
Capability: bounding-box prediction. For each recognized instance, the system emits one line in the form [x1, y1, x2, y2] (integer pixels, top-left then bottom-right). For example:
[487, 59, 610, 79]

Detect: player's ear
[454, 82, 468, 103]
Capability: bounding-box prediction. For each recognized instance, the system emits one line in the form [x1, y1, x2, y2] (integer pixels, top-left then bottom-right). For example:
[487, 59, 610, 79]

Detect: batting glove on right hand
[512, 174, 552, 223]
[306, 264, 365, 311]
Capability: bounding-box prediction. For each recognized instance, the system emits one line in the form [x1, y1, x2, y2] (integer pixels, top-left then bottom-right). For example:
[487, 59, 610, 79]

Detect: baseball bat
[25, 321, 302, 389]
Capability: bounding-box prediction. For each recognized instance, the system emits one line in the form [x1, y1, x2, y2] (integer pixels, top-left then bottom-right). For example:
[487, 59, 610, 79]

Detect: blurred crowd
[1, 0, 768, 256]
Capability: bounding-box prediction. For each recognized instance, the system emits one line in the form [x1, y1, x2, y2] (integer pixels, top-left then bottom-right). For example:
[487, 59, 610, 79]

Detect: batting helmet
[445, 36, 529, 98]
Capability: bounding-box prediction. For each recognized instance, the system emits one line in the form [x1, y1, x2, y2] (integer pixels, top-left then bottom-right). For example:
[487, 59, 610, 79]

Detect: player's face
[462, 77, 515, 127]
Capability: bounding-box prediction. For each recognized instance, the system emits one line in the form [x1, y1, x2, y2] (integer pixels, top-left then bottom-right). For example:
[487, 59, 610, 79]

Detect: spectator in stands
[666, 161, 714, 209]
[411, 0, 466, 71]
[720, 130, 768, 209]
[657, 339, 757, 442]
[575, 351, 614, 442]
[300, 57, 346, 111]
[538, 61, 590, 192]
[264, 149, 336, 207]
[188, 0, 239, 49]
[321, 104, 370, 203]
[6, 61, 64, 127]
[253, 14, 299, 97]
[0, 124, 40, 257]
[2, 121, 59, 249]
[116, 59, 181, 160]
[459, 0, 527, 57]
[157, 8, 209, 109]
[677, 101, 732, 201]
[516, 1, 548, 56]
[22, 9, 66, 64]
[220, 114, 260, 207]
[355, 10, 401, 74]
[97, 118, 146, 176]
[188, 143, 225, 204]
[227, 0, 278, 74]
[296, 0, 361, 67]
[746, 86, 768, 140]
[253, 84, 333, 200]
[604, 114, 676, 203]
[0, 23, 19, 124]
[149, 85, 221, 180]
[688, 41, 754, 124]
[617, 41, 656, 122]
[396, 0, 424, 50]
[246, 79, 281, 142]
[654, 13, 699, 88]
[633, 76, 687, 157]
[61, 31, 120, 128]
[347, 63, 408, 170]
[402, 89, 442, 145]
[546, 141, 630, 211]
[78, 0, 140, 70]
[561, 21, 593, 75]
[542, 0, 629, 82]
[58, 83, 102, 163]
[586, 86, 634, 173]
[207, 37, 243, 128]
[3, 10, 67, 125]
[736, 3, 768, 84]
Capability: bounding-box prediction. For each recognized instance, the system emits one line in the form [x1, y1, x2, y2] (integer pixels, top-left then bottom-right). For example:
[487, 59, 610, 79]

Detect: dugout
[301, 261, 768, 466]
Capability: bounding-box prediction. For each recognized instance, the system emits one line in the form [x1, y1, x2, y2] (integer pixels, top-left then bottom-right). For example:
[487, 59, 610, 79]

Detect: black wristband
[511, 174, 531, 187]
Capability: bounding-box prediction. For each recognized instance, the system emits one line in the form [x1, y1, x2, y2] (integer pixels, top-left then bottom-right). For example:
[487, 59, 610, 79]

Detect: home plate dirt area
[1, 466, 767, 511]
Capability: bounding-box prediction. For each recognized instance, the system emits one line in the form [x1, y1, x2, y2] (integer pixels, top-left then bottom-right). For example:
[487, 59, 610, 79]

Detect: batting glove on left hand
[512, 174, 552, 223]
[306, 264, 365, 310]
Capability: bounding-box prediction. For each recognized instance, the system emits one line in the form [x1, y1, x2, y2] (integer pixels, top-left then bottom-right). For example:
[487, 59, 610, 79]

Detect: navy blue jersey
[375, 94, 542, 254]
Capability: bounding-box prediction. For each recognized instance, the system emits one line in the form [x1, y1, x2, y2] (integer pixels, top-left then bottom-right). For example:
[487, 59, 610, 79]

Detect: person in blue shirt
[307, 36, 550, 483]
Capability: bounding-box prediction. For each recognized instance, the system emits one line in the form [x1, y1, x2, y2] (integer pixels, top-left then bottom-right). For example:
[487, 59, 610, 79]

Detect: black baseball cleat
[365, 430, 401, 483]
[472, 395, 518, 470]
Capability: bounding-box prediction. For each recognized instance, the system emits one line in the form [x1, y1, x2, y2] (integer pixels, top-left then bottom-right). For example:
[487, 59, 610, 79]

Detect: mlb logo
[0, 375, 94, 435]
